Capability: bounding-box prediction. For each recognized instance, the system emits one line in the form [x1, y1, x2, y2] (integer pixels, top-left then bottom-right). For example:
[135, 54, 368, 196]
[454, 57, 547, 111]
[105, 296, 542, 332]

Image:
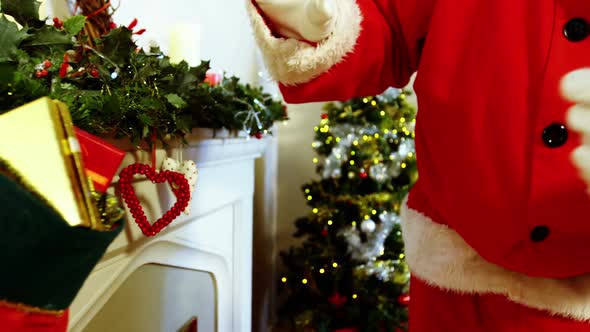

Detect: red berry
[321, 228, 329, 237]
[90, 69, 99, 78]
[360, 171, 368, 179]
[254, 132, 263, 139]
[321, 113, 329, 120]
[59, 63, 69, 78]
[53, 17, 63, 29]
[109, 22, 117, 30]
[43, 60, 52, 68]
[35, 71, 44, 78]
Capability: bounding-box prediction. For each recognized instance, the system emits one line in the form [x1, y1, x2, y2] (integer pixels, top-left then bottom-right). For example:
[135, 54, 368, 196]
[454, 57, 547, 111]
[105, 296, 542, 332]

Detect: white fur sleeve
[246, 0, 362, 85]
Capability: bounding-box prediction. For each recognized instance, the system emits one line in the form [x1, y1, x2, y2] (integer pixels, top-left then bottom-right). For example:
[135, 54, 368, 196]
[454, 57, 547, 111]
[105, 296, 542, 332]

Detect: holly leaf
[165, 93, 187, 109]
[63, 16, 86, 36]
[21, 26, 72, 47]
[0, 15, 29, 62]
[101, 27, 135, 66]
[0, 62, 16, 83]
[138, 113, 153, 126]
[0, 0, 44, 27]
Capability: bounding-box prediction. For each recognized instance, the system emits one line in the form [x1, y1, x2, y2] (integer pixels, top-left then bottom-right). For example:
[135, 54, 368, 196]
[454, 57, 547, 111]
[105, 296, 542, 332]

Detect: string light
[352, 221, 357, 226]
[363, 98, 369, 103]
[332, 262, 339, 268]
[400, 254, 405, 259]
[352, 294, 358, 299]
[380, 110, 386, 117]
[281, 277, 287, 283]
[305, 189, 310, 194]
[351, 151, 356, 156]
[400, 117, 406, 123]
[393, 129, 398, 134]
[371, 100, 377, 106]
[307, 195, 313, 201]
[335, 137, 341, 142]
[327, 220, 333, 226]
[380, 249, 385, 256]
[353, 140, 359, 146]
[312, 208, 319, 214]
[282, 120, 288, 126]
[408, 152, 414, 158]
[319, 268, 325, 274]
[363, 135, 369, 141]
[364, 215, 370, 220]
[302, 279, 308, 284]
[374, 133, 380, 139]
[313, 158, 319, 164]
[350, 160, 355, 166]
[372, 210, 377, 215]
[401, 163, 407, 169]
[314, 126, 319, 132]
[384, 129, 390, 134]
[373, 159, 380, 164]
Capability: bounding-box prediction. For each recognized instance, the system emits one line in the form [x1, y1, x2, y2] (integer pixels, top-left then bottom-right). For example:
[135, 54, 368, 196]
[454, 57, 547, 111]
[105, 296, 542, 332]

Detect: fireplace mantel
[68, 132, 267, 332]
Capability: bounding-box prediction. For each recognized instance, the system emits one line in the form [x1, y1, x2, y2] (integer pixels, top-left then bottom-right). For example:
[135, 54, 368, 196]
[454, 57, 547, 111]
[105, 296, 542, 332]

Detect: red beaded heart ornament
[119, 163, 190, 237]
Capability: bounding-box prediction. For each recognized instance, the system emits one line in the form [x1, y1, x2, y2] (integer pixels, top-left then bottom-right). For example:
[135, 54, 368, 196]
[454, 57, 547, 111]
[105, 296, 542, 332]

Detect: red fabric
[0, 306, 68, 332]
[280, 0, 590, 278]
[410, 276, 590, 332]
[280, 0, 434, 102]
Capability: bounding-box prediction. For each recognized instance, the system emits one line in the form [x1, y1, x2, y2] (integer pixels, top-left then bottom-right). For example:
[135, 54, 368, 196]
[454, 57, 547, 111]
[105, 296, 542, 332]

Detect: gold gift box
[0, 97, 100, 229]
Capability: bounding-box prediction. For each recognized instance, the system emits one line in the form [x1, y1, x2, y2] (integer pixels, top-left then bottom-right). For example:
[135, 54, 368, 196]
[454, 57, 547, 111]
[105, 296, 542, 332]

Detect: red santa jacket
[248, 0, 590, 323]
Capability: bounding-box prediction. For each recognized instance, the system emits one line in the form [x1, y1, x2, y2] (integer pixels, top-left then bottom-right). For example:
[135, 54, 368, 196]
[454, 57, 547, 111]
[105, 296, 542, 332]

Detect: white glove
[561, 68, 590, 188]
[254, 0, 336, 42]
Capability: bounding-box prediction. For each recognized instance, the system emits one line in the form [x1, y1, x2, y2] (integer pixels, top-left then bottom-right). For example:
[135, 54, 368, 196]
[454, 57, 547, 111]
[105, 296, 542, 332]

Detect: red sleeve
[280, 0, 434, 103]
[248, 0, 434, 102]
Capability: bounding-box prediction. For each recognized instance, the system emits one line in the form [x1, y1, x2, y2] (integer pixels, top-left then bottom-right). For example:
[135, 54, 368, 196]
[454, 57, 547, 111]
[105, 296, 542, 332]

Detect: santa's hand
[561, 68, 590, 187]
[254, 0, 336, 42]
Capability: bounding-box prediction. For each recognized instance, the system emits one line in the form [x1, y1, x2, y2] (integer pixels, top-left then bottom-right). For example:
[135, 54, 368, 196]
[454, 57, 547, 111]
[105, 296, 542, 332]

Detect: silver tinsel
[339, 212, 400, 262]
[369, 163, 388, 183]
[356, 260, 397, 282]
[376, 87, 403, 103]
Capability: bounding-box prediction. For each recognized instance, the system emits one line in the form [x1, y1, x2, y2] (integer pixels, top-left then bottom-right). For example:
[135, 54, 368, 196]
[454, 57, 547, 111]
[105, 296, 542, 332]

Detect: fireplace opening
[83, 264, 216, 332]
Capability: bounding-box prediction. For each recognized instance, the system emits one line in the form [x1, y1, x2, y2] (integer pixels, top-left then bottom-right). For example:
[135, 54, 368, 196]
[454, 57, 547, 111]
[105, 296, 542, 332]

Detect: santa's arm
[247, 0, 432, 103]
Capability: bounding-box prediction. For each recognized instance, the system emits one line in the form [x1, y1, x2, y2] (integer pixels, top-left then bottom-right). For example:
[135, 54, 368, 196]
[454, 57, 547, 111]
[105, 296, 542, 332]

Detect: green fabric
[0, 173, 123, 310]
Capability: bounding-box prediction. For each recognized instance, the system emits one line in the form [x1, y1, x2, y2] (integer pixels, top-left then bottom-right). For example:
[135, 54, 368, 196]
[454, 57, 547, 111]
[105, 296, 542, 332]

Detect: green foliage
[278, 89, 417, 331]
[0, 1, 287, 145]
[0, 15, 29, 62]
[63, 16, 86, 36]
[0, 0, 43, 27]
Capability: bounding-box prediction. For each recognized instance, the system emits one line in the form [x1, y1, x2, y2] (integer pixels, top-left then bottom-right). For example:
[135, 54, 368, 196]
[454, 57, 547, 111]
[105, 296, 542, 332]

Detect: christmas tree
[278, 88, 418, 332]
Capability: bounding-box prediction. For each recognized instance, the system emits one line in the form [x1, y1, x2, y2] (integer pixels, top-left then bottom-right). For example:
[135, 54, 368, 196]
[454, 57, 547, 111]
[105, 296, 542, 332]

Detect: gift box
[75, 127, 125, 193]
[0, 97, 100, 229]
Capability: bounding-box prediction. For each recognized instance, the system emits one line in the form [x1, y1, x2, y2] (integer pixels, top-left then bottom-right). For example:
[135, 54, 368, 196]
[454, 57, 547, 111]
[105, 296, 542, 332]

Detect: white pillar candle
[168, 23, 201, 66]
[38, 0, 47, 19]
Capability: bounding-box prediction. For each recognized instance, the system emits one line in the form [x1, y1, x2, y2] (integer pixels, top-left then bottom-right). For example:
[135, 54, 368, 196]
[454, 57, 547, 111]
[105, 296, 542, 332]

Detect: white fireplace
[67, 132, 267, 332]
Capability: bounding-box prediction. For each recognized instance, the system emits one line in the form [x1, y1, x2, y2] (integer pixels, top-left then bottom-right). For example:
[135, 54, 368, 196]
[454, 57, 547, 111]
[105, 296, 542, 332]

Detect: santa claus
[247, 0, 590, 330]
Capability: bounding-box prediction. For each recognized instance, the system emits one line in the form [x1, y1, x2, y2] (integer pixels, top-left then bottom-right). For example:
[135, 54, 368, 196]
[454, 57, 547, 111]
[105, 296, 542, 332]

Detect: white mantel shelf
[69, 133, 267, 332]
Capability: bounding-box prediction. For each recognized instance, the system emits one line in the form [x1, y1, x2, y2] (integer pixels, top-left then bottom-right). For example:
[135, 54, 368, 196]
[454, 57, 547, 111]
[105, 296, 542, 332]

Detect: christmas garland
[0, 0, 288, 145]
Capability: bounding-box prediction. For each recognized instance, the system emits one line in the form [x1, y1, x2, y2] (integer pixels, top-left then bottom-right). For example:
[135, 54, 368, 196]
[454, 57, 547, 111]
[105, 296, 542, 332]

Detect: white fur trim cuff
[401, 202, 590, 321]
[246, 0, 361, 85]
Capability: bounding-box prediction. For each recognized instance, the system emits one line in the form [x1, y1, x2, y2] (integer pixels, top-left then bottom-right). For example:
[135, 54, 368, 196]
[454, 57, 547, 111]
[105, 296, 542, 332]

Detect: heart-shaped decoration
[119, 163, 190, 237]
[161, 158, 198, 215]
